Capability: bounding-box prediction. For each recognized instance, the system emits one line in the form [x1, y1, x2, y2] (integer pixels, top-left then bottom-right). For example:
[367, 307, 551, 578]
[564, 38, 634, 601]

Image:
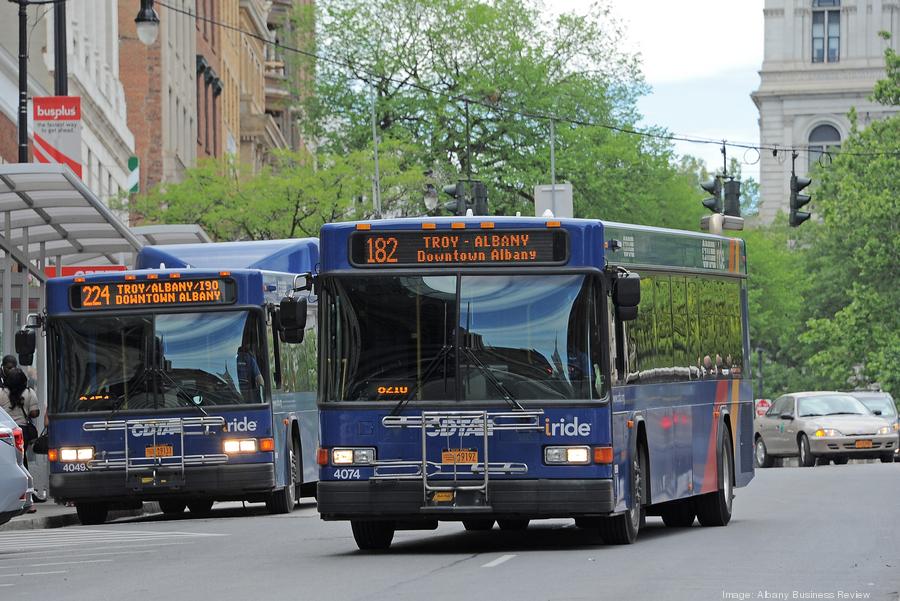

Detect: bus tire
[497, 519, 529, 531]
[754, 436, 774, 468]
[696, 427, 734, 527]
[598, 442, 646, 545]
[659, 499, 695, 528]
[266, 439, 299, 514]
[159, 500, 186, 515]
[462, 519, 494, 531]
[351, 520, 395, 551]
[187, 501, 214, 515]
[75, 502, 108, 525]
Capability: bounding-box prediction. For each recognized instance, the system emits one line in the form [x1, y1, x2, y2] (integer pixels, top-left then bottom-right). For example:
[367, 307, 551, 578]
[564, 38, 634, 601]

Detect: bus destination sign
[350, 229, 568, 268]
[70, 278, 237, 310]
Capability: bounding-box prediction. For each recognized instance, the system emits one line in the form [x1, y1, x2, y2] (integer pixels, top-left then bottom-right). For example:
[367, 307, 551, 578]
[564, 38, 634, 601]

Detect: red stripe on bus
[701, 380, 730, 493]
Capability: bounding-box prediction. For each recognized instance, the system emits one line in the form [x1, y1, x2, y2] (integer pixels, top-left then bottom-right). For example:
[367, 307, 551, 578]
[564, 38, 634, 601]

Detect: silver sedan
[754, 391, 897, 467]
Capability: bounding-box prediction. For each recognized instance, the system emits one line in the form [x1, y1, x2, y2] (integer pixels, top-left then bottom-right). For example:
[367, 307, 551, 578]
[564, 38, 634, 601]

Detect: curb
[0, 502, 160, 532]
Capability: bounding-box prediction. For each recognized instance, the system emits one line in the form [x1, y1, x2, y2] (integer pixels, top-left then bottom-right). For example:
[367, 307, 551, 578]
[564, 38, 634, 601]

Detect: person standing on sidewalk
[0, 368, 40, 513]
[0, 355, 17, 388]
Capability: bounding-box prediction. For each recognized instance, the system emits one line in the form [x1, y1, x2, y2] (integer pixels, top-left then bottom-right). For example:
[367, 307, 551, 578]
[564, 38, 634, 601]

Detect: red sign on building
[32, 96, 82, 178]
[44, 265, 127, 278]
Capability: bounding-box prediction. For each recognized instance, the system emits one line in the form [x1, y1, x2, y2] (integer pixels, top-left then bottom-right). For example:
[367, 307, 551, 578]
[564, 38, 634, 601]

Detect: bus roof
[319, 216, 745, 276]
[135, 238, 319, 273]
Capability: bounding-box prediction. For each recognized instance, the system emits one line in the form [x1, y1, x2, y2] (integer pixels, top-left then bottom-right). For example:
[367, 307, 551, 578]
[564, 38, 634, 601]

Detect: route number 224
[365, 237, 398, 264]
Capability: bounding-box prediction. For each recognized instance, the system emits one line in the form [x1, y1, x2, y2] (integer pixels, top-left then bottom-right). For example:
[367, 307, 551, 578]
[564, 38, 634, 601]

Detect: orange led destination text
[416, 233, 537, 264]
[81, 279, 224, 308]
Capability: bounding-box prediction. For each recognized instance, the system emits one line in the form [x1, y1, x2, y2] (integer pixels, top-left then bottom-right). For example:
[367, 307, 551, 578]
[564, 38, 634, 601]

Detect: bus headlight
[59, 447, 94, 462]
[544, 446, 591, 465]
[223, 439, 258, 454]
[331, 447, 376, 466]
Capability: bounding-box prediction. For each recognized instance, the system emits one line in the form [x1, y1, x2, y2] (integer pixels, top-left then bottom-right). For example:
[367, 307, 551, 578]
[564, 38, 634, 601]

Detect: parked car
[754, 391, 897, 467]
[0, 406, 32, 525]
[849, 391, 899, 462]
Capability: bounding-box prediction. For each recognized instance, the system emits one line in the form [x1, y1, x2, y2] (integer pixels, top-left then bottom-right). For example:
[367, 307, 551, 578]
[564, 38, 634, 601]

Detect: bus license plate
[855, 440, 873, 449]
[146, 444, 174, 458]
[441, 449, 477, 464]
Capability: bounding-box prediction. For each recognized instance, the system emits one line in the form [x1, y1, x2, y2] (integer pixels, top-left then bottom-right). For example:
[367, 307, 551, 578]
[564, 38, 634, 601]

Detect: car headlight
[814, 428, 842, 437]
[58, 447, 94, 462]
[876, 426, 892, 435]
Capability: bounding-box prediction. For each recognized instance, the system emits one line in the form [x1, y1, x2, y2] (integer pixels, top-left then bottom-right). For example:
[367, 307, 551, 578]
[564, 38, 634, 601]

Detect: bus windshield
[51, 310, 265, 413]
[322, 274, 598, 403]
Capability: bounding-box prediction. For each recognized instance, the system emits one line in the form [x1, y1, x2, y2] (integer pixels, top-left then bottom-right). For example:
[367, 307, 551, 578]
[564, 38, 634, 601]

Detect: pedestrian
[0, 354, 17, 388]
[0, 367, 40, 512]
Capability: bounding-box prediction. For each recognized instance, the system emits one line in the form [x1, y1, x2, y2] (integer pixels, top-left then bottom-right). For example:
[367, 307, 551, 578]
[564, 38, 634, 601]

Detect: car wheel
[754, 436, 774, 468]
[697, 427, 734, 527]
[351, 520, 395, 551]
[798, 434, 816, 467]
[880, 454, 894, 463]
[462, 519, 494, 531]
[816, 456, 830, 466]
[660, 498, 695, 527]
[832, 456, 849, 465]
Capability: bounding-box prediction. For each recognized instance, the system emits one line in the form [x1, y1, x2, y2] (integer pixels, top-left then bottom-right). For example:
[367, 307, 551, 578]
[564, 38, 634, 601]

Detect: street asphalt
[0, 462, 897, 601]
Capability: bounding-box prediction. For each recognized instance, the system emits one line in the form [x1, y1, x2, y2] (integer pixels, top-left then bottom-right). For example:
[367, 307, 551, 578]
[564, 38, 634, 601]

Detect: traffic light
[723, 179, 741, 217]
[789, 175, 812, 227]
[701, 178, 722, 213]
[442, 181, 467, 216]
[472, 181, 488, 215]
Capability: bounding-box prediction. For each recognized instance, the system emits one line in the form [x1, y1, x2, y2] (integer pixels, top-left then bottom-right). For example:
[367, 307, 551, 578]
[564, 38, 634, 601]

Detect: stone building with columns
[752, 0, 900, 223]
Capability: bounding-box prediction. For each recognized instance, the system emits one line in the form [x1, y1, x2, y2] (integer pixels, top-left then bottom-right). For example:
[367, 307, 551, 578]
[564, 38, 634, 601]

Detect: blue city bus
[311, 216, 753, 549]
[39, 239, 319, 525]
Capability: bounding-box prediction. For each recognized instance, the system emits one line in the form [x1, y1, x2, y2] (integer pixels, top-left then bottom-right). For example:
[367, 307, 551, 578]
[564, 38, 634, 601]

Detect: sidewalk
[0, 502, 159, 532]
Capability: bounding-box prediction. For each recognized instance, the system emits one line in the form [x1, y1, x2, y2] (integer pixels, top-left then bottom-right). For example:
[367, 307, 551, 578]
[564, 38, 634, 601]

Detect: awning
[132, 224, 213, 246]
[0, 163, 143, 274]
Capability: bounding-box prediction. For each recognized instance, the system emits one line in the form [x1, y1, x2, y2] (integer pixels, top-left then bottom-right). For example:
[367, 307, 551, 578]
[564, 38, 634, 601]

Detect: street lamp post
[135, 0, 160, 46]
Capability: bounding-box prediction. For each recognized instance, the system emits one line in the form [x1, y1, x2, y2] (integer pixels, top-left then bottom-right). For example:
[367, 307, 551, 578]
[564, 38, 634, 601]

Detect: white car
[849, 391, 899, 462]
[0, 406, 33, 525]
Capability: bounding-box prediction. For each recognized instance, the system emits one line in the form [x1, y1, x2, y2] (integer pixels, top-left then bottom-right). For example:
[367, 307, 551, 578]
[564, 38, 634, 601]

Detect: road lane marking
[0, 559, 113, 569]
[1, 542, 189, 558]
[0, 570, 68, 578]
[481, 554, 516, 568]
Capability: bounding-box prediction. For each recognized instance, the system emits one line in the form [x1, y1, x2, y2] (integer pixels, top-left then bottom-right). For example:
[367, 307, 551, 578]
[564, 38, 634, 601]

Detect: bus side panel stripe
[699, 380, 730, 494]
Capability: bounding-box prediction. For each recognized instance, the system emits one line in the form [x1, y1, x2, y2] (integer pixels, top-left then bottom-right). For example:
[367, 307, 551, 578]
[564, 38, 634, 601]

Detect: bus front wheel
[598, 442, 646, 545]
[351, 520, 395, 551]
[76, 502, 109, 525]
[266, 438, 299, 514]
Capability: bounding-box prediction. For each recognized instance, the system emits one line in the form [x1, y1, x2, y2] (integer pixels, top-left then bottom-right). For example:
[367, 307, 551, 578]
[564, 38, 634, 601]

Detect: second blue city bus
[309, 216, 754, 549]
[38, 239, 319, 524]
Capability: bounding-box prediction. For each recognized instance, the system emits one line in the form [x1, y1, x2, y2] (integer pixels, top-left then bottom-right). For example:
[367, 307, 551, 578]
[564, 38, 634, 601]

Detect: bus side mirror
[613, 272, 640, 322]
[279, 297, 307, 344]
[15, 329, 35, 366]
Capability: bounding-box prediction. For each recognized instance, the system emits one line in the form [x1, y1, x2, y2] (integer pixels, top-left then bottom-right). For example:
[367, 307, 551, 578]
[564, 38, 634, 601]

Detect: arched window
[809, 124, 841, 168]
[812, 0, 841, 63]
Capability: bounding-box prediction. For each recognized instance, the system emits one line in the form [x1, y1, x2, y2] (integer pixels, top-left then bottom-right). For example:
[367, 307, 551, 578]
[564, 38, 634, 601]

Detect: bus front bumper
[317, 479, 615, 520]
[50, 463, 276, 503]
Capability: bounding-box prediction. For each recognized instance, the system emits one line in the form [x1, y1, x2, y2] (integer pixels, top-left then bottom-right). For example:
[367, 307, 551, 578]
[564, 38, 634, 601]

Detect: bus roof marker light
[147, 274, 158, 280]
[451, 222, 466, 230]
[74, 277, 85, 283]
[422, 223, 436, 230]
[480, 222, 495, 229]
[356, 223, 371, 231]
[169, 273, 181, 279]
[546, 221, 561, 228]
[219, 271, 230, 277]
[125, 275, 137, 281]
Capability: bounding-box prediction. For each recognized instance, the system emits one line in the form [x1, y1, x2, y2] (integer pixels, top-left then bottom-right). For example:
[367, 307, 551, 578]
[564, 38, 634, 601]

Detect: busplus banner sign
[32, 96, 82, 178]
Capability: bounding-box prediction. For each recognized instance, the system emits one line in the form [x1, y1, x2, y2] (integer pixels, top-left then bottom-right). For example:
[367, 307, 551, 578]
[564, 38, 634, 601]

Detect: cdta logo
[544, 417, 591, 437]
[226, 417, 258, 433]
[131, 423, 180, 437]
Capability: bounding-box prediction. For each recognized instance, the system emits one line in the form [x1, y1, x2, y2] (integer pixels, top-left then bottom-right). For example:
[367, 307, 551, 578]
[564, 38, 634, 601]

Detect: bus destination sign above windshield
[350, 229, 568, 268]
[70, 278, 237, 310]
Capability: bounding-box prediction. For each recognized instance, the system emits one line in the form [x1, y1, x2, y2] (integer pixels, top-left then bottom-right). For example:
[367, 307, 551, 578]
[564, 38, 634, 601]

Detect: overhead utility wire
[157, 1, 900, 159]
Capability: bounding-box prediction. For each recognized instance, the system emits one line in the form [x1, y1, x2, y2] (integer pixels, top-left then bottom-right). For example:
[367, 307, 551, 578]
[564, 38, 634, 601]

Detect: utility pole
[17, 0, 28, 162]
[53, 0, 67, 95]
[370, 84, 382, 217]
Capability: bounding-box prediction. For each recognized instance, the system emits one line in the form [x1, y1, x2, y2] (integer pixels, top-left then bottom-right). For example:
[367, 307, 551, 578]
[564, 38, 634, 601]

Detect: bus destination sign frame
[349, 229, 569, 268]
[69, 277, 237, 311]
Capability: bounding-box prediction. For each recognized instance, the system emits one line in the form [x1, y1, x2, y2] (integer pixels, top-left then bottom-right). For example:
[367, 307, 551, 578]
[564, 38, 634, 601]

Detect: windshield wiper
[460, 347, 524, 411]
[155, 368, 209, 416]
[825, 411, 860, 416]
[389, 344, 453, 416]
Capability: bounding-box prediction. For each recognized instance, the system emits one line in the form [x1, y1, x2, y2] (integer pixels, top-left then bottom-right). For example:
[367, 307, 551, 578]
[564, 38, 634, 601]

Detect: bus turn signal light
[593, 447, 614, 464]
[48, 448, 58, 462]
[316, 448, 329, 466]
[259, 438, 275, 452]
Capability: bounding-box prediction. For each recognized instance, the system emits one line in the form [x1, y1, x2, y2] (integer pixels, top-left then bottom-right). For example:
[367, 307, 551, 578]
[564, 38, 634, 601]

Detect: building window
[812, 1, 840, 63]
[809, 124, 841, 168]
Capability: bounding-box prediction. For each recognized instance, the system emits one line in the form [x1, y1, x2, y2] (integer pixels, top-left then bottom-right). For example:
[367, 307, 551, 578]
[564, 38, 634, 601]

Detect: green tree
[307, 0, 704, 227]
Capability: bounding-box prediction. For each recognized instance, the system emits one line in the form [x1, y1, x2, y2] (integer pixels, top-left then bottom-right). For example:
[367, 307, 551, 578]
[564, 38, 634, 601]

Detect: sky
[553, 1, 766, 180]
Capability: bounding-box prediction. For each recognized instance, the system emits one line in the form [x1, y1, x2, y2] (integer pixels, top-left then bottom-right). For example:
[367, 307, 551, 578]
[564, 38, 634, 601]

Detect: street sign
[534, 183, 573, 219]
[128, 156, 140, 193]
[32, 96, 82, 178]
[755, 398, 771, 417]
[44, 265, 127, 278]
